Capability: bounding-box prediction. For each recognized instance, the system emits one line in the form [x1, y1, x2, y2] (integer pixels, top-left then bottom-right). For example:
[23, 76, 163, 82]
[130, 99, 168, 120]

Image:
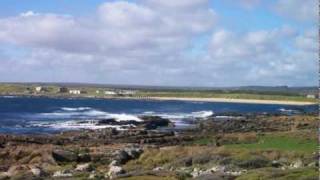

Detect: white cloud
[20, 11, 39, 17]
[222, 0, 261, 10]
[209, 26, 296, 60]
[237, 0, 261, 9]
[294, 28, 318, 52]
[274, 0, 317, 21]
[0, 1, 218, 85]
[207, 27, 317, 86]
[0, 0, 317, 86]
[0, 1, 216, 56]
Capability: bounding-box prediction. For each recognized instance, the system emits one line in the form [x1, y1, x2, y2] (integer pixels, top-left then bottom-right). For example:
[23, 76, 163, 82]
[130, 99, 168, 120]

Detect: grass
[188, 137, 215, 146]
[0, 83, 316, 103]
[136, 91, 317, 102]
[124, 146, 213, 171]
[120, 176, 177, 180]
[236, 167, 318, 180]
[225, 131, 317, 153]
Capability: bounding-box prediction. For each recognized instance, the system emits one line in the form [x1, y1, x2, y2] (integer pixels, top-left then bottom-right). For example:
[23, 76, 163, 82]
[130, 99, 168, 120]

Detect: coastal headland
[0, 83, 317, 106]
[0, 112, 317, 179]
[0, 83, 318, 179]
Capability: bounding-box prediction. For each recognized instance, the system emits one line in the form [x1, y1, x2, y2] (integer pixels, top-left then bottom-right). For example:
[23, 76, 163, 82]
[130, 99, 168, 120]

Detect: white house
[119, 90, 136, 95]
[104, 91, 117, 95]
[306, 94, 316, 99]
[35, 86, 43, 92]
[69, 90, 81, 95]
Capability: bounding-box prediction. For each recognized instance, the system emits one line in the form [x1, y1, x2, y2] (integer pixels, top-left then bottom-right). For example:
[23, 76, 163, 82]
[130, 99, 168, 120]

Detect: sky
[0, 0, 317, 87]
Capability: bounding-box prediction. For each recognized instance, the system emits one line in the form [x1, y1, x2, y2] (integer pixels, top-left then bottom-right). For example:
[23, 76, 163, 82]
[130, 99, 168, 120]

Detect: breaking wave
[142, 110, 214, 120]
[61, 107, 92, 111]
[37, 108, 142, 122]
[27, 107, 213, 130]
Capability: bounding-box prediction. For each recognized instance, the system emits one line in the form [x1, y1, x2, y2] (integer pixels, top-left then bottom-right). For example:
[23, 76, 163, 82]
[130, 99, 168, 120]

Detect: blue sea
[0, 96, 317, 134]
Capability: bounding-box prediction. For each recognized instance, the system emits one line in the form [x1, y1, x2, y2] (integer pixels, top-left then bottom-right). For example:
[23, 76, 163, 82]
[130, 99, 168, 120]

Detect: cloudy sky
[0, 0, 317, 87]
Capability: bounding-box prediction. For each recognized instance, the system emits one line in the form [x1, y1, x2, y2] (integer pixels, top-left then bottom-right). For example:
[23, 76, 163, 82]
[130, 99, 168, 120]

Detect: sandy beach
[124, 96, 317, 106]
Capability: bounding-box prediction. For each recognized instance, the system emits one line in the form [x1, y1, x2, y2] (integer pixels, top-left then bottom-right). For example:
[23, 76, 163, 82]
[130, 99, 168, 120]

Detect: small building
[119, 90, 136, 95]
[35, 86, 47, 93]
[104, 90, 117, 95]
[59, 87, 69, 93]
[69, 89, 81, 95]
[35, 86, 43, 92]
[306, 94, 316, 99]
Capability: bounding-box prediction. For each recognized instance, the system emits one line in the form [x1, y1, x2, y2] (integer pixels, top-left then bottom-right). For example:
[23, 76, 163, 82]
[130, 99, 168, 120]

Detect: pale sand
[117, 97, 317, 106]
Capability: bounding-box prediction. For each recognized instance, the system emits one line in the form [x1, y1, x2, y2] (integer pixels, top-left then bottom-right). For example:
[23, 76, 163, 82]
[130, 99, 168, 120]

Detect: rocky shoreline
[0, 112, 318, 179]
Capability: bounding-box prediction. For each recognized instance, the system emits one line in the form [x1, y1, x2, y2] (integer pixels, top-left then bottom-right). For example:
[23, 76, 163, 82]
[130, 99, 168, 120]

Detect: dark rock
[98, 119, 140, 126]
[174, 157, 193, 167]
[124, 147, 143, 159]
[237, 156, 270, 169]
[271, 160, 282, 168]
[77, 153, 91, 162]
[52, 149, 77, 162]
[114, 147, 143, 165]
[140, 116, 171, 129]
[115, 150, 130, 165]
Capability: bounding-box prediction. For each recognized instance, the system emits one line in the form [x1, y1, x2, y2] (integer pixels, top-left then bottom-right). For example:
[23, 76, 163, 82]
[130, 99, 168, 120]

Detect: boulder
[271, 160, 282, 168]
[89, 172, 96, 179]
[210, 165, 226, 173]
[153, 167, 164, 171]
[75, 163, 92, 172]
[124, 147, 143, 159]
[52, 149, 77, 162]
[30, 167, 43, 177]
[115, 147, 143, 165]
[237, 156, 270, 169]
[140, 116, 171, 129]
[115, 150, 131, 165]
[77, 153, 91, 162]
[290, 160, 303, 169]
[107, 165, 125, 179]
[52, 170, 73, 177]
[6, 165, 29, 177]
[98, 119, 140, 126]
[0, 173, 9, 180]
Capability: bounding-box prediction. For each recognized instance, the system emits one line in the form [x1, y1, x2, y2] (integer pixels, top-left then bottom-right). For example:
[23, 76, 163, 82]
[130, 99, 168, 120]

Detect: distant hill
[0, 82, 317, 96]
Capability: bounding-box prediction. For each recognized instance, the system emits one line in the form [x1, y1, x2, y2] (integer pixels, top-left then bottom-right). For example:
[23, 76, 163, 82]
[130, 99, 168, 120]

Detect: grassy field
[225, 131, 317, 153]
[0, 83, 317, 103]
[136, 91, 317, 102]
[236, 167, 318, 180]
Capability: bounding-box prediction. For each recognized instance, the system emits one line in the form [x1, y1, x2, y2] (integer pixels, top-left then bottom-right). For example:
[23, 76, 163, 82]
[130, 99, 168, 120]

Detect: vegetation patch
[225, 131, 317, 153]
[236, 167, 318, 180]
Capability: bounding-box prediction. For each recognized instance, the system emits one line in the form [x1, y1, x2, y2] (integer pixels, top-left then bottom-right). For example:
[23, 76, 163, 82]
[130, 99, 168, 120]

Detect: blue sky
[0, 0, 317, 86]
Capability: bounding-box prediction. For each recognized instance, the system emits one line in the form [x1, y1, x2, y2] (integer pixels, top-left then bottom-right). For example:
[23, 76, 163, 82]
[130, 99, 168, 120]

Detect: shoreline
[1, 94, 317, 106]
[120, 96, 317, 106]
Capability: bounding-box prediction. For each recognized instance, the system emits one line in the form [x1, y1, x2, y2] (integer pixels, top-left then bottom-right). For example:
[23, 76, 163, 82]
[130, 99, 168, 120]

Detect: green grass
[225, 133, 317, 153]
[188, 137, 215, 145]
[0, 84, 316, 103]
[120, 176, 177, 180]
[137, 91, 316, 102]
[236, 167, 318, 180]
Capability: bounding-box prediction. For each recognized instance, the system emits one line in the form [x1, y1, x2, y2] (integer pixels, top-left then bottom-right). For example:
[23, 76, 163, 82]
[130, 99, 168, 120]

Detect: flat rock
[52, 149, 77, 162]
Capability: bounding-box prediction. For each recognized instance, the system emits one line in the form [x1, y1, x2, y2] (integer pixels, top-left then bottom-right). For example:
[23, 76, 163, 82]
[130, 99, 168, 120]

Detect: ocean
[0, 96, 317, 134]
